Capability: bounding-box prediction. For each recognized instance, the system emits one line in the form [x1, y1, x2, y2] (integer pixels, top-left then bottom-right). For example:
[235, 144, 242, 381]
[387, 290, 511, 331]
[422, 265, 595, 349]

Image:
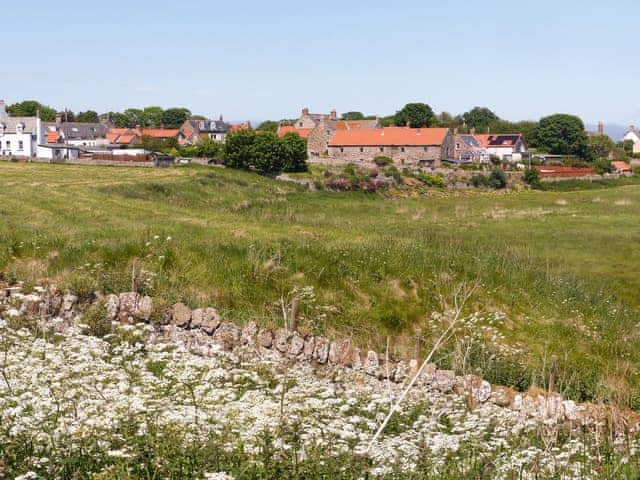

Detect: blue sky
[5, 0, 640, 126]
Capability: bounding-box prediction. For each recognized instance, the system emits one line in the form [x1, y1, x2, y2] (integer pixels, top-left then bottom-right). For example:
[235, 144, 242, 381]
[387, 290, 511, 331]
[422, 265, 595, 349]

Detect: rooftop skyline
[5, 0, 640, 125]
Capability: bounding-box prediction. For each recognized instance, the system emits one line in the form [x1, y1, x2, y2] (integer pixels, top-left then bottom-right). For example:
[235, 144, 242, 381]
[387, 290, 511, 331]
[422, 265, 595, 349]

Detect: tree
[195, 138, 222, 158]
[224, 129, 256, 169]
[523, 168, 542, 189]
[587, 134, 615, 160]
[488, 120, 539, 147]
[463, 107, 499, 133]
[252, 132, 285, 173]
[394, 103, 435, 128]
[256, 120, 279, 132]
[489, 168, 507, 189]
[281, 132, 308, 172]
[7, 100, 56, 121]
[75, 110, 99, 123]
[161, 108, 191, 128]
[123, 108, 145, 127]
[142, 106, 164, 127]
[534, 114, 589, 158]
[341, 111, 365, 121]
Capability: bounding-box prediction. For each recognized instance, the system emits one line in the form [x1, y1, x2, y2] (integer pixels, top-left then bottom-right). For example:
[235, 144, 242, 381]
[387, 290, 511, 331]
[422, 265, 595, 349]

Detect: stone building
[326, 127, 454, 167]
[454, 132, 490, 164]
[277, 108, 380, 158]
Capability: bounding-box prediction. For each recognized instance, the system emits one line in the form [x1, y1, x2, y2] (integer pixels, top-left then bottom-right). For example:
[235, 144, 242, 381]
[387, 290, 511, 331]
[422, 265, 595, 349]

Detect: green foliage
[463, 107, 499, 133]
[341, 111, 365, 120]
[256, 120, 279, 132]
[535, 114, 589, 158]
[587, 134, 615, 160]
[593, 158, 612, 175]
[280, 132, 308, 172]
[523, 168, 542, 189]
[372, 155, 393, 167]
[412, 172, 445, 187]
[7, 100, 57, 121]
[75, 110, 100, 123]
[224, 129, 256, 169]
[161, 108, 191, 129]
[223, 130, 307, 174]
[488, 168, 507, 189]
[394, 103, 435, 128]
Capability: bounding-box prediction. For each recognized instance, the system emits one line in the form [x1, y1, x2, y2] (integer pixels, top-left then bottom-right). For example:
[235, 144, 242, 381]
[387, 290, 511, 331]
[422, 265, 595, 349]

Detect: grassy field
[1, 162, 639, 406]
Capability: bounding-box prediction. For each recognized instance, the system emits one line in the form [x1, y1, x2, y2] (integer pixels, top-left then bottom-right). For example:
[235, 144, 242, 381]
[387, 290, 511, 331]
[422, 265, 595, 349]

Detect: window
[200, 121, 205, 129]
[299, 122, 303, 127]
[456, 143, 460, 149]
[401, 147, 405, 152]
[379, 147, 384, 152]
[18, 141, 23, 151]
[359, 147, 364, 152]
[6, 141, 10, 149]
[423, 147, 428, 152]
[16, 124, 23, 134]
[340, 147, 344, 153]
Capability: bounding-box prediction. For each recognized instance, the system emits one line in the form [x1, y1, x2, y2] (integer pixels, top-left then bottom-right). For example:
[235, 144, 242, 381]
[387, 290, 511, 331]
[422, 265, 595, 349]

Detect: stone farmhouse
[327, 127, 454, 167]
[454, 132, 490, 164]
[178, 117, 230, 145]
[277, 108, 381, 158]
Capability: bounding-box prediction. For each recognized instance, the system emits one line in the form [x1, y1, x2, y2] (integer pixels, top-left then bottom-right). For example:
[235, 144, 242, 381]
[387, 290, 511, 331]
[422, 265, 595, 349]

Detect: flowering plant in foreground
[0, 316, 639, 479]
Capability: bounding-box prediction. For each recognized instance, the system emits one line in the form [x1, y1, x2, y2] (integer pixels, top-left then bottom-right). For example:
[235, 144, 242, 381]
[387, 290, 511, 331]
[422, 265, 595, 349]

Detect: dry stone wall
[1, 285, 638, 434]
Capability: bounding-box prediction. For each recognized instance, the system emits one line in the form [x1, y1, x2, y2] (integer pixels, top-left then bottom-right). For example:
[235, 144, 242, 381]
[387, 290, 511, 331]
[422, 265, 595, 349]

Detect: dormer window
[16, 123, 24, 134]
[0, 124, 4, 136]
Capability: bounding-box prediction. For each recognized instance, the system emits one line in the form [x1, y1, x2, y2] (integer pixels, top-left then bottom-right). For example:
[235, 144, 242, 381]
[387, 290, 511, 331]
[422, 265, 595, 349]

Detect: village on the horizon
[1, 99, 638, 179]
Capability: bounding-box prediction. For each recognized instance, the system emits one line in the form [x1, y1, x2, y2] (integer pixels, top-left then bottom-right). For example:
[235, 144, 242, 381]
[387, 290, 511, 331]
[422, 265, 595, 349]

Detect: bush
[413, 172, 445, 188]
[471, 174, 490, 188]
[373, 156, 393, 167]
[489, 168, 507, 189]
[523, 168, 542, 189]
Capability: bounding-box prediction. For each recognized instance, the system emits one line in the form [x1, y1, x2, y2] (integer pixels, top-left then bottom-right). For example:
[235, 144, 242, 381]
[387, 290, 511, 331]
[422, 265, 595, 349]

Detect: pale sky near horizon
[4, 0, 640, 126]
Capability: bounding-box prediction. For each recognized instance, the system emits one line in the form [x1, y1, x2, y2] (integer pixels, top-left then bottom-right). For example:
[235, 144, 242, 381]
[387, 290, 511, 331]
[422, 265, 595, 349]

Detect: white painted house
[0, 100, 43, 158]
[623, 126, 640, 154]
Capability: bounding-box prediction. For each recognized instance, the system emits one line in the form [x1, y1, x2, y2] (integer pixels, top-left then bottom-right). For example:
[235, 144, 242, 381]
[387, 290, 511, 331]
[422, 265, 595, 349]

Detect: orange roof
[475, 134, 523, 148]
[329, 127, 449, 147]
[612, 161, 632, 171]
[141, 129, 179, 138]
[46, 130, 62, 143]
[107, 128, 129, 143]
[230, 123, 250, 132]
[277, 125, 313, 138]
[116, 134, 137, 145]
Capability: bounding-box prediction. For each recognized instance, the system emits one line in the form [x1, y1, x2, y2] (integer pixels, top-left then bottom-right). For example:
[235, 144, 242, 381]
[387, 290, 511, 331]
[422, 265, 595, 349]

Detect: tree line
[5, 100, 196, 129]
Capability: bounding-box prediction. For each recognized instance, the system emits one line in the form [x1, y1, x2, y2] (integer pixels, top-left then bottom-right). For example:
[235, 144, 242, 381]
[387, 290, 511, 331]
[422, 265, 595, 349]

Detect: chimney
[36, 108, 40, 119]
[487, 126, 491, 134]
[470, 127, 476, 135]
[631, 125, 636, 132]
[330, 109, 337, 120]
[0, 99, 6, 120]
[453, 127, 459, 135]
[56, 112, 63, 125]
[302, 108, 309, 116]
[598, 121, 604, 135]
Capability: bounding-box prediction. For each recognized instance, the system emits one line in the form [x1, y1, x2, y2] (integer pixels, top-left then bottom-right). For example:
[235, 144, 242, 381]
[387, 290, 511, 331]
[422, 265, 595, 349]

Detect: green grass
[1, 162, 640, 406]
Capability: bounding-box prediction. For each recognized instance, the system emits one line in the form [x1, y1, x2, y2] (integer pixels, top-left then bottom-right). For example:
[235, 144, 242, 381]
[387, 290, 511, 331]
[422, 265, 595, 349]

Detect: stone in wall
[274, 329, 290, 354]
[136, 296, 153, 321]
[364, 350, 380, 377]
[191, 307, 220, 334]
[118, 292, 138, 323]
[314, 337, 330, 364]
[213, 322, 241, 351]
[257, 328, 273, 348]
[288, 332, 305, 357]
[241, 322, 258, 345]
[171, 303, 192, 328]
[105, 294, 120, 321]
[303, 335, 315, 360]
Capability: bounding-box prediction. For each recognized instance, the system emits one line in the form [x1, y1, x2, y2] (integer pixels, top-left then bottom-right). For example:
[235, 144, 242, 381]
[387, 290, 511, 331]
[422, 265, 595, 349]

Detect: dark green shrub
[489, 168, 507, 189]
[373, 155, 393, 167]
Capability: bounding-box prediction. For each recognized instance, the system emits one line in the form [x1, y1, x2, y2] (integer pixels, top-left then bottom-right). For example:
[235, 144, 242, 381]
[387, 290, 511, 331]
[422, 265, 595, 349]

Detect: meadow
[1, 162, 639, 407]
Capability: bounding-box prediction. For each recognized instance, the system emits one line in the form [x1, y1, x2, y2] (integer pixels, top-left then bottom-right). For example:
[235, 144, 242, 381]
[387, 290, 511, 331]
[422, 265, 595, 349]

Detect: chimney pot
[302, 108, 309, 116]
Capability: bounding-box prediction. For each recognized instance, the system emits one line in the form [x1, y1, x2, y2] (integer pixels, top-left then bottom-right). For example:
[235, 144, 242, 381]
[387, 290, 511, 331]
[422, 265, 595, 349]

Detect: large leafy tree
[142, 106, 164, 127]
[7, 100, 56, 121]
[394, 103, 435, 128]
[256, 120, 279, 132]
[587, 134, 615, 160]
[75, 110, 100, 123]
[161, 108, 191, 128]
[224, 129, 256, 169]
[281, 132, 308, 172]
[341, 111, 365, 121]
[252, 132, 285, 173]
[463, 107, 499, 132]
[534, 114, 589, 158]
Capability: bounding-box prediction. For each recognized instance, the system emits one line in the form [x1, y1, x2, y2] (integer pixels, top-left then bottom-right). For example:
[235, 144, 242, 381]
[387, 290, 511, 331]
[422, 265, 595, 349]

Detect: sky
[4, 0, 640, 127]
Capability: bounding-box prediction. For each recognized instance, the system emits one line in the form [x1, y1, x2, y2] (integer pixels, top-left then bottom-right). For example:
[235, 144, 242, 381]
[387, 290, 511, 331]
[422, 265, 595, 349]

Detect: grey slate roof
[0, 117, 39, 134]
[43, 122, 107, 139]
[187, 119, 229, 133]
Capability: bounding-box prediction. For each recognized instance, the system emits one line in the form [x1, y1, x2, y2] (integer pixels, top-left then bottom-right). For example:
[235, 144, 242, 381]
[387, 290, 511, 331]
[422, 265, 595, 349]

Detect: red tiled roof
[612, 161, 632, 171]
[230, 123, 250, 132]
[106, 128, 129, 143]
[116, 134, 137, 145]
[332, 120, 378, 130]
[277, 125, 313, 138]
[141, 129, 179, 139]
[46, 130, 62, 143]
[475, 134, 523, 148]
[329, 127, 449, 147]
